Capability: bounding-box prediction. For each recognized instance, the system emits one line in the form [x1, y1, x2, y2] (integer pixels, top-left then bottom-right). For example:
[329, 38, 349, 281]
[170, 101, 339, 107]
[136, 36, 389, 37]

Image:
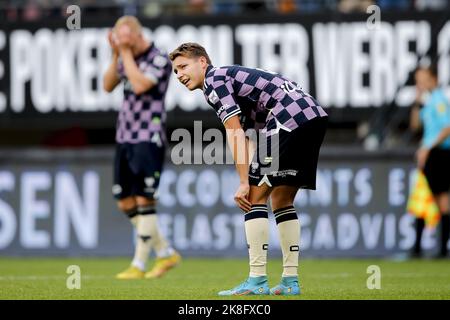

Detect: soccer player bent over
[169, 43, 327, 295]
[103, 16, 180, 280]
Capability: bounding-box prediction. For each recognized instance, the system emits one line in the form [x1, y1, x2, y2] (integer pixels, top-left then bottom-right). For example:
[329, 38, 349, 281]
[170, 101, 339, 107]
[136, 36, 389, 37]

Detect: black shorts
[249, 116, 328, 189]
[423, 147, 450, 195]
[113, 142, 165, 200]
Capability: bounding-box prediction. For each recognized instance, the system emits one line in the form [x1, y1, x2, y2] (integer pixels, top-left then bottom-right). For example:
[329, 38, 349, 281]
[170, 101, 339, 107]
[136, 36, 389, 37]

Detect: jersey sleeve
[205, 79, 241, 124]
[140, 54, 170, 84]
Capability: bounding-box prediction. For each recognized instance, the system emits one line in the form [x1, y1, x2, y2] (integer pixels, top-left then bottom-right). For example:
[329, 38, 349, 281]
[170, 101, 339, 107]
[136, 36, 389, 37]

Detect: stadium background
[0, 0, 449, 260]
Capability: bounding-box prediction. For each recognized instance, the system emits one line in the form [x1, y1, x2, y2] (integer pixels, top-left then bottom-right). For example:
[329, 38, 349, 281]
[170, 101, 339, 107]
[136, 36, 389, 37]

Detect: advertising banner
[0, 11, 449, 128]
[0, 148, 436, 257]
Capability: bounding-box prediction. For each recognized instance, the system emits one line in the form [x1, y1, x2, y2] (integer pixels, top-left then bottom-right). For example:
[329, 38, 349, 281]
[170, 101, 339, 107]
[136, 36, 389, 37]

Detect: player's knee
[248, 185, 271, 205]
[135, 196, 156, 207]
[270, 194, 294, 210]
[117, 197, 137, 212]
[435, 194, 450, 213]
[438, 202, 450, 214]
[272, 200, 294, 211]
[270, 187, 298, 210]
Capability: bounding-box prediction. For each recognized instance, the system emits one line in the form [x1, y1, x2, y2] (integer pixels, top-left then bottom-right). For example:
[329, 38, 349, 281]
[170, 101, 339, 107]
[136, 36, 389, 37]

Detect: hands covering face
[108, 25, 134, 54]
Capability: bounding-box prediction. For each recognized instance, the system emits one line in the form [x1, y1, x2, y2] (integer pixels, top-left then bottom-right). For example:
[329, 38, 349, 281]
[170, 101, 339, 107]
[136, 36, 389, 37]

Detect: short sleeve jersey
[420, 88, 450, 149]
[202, 65, 327, 135]
[116, 44, 172, 145]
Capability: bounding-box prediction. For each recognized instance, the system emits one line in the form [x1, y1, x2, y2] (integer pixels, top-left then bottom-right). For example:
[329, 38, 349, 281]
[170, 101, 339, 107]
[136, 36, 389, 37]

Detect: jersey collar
[203, 65, 215, 91]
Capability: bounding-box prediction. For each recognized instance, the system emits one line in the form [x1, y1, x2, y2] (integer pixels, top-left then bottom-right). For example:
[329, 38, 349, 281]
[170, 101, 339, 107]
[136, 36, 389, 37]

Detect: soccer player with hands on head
[103, 16, 181, 280]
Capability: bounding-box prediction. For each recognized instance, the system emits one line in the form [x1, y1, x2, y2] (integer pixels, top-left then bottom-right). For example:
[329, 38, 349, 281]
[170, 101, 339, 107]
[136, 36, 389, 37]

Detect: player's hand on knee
[234, 182, 251, 212]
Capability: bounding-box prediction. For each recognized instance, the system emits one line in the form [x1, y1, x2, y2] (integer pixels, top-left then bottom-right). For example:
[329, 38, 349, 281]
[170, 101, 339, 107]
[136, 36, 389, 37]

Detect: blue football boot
[270, 276, 301, 295]
[218, 276, 270, 296]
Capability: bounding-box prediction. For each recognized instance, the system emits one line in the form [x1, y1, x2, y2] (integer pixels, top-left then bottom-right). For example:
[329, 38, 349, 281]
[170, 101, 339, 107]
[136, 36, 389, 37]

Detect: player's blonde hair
[169, 42, 212, 65]
[114, 15, 142, 34]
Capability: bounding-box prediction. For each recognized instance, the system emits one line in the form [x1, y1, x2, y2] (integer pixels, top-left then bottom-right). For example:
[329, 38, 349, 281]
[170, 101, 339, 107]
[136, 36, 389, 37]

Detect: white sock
[133, 205, 175, 262]
[124, 207, 139, 228]
[131, 258, 145, 271]
[274, 206, 299, 277]
[151, 219, 174, 258]
[139, 207, 173, 258]
[130, 216, 138, 228]
[152, 214, 174, 258]
[132, 210, 156, 271]
[245, 204, 269, 277]
[156, 246, 175, 259]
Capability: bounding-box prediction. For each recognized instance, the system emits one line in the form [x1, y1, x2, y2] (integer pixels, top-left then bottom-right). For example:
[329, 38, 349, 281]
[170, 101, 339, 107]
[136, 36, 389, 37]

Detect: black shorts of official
[423, 147, 450, 195]
[113, 142, 165, 200]
[248, 116, 328, 189]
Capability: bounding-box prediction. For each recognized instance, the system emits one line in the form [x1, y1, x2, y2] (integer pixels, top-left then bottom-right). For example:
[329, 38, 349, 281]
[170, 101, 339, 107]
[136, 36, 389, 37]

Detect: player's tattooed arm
[224, 115, 252, 212]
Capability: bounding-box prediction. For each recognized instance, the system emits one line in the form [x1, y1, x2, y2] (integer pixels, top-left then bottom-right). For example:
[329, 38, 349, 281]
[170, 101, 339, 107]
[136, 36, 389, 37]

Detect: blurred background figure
[338, 0, 374, 13]
[211, 0, 241, 14]
[103, 16, 181, 279]
[415, 0, 448, 11]
[277, 0, 297, 13]
[377, 0, 411, 11]
[410, 65, 450, 258]
[187, 0, 210, 14]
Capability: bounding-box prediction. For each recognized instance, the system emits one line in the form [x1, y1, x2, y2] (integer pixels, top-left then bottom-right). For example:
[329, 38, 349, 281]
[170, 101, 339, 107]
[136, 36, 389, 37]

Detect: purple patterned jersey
[203, 65, 328, 135]
[116, 44, 172, 145]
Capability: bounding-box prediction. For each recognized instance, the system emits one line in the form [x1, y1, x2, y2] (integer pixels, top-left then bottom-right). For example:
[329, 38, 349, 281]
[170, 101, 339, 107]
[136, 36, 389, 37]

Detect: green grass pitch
[1, 257, 449, 300]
